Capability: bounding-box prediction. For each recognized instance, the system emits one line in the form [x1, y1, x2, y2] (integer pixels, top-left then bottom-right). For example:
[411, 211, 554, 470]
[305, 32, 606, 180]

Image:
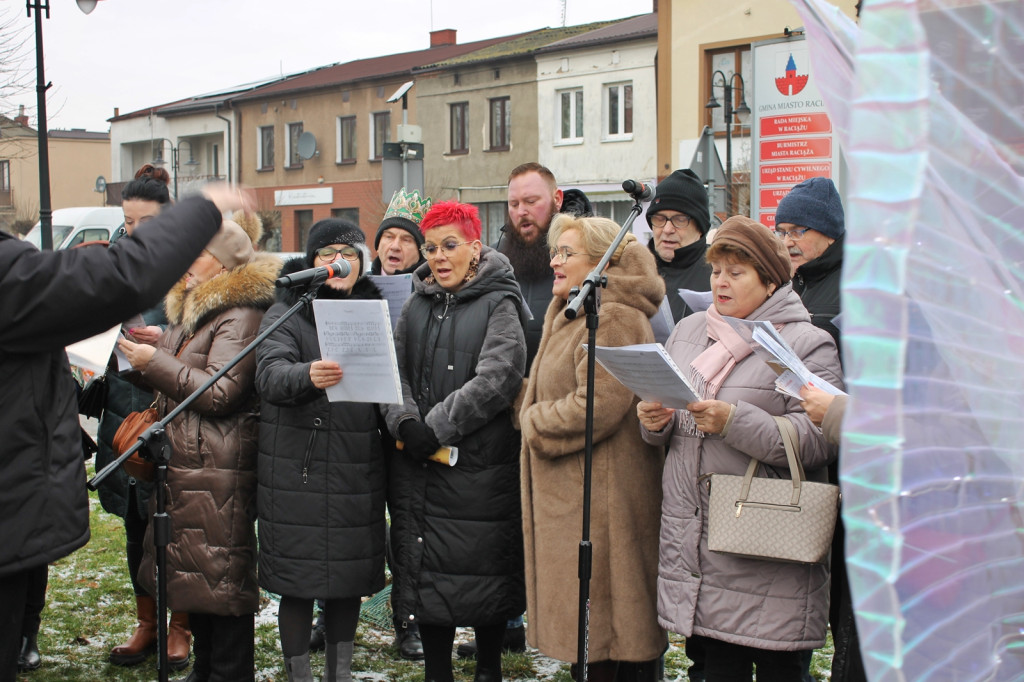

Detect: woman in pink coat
[639, 216, 843, 682]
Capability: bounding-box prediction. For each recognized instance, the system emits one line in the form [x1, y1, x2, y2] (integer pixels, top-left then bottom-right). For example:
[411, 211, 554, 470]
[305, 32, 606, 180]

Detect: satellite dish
[94, 175, 107, 193]
[297, 132, 318, 160]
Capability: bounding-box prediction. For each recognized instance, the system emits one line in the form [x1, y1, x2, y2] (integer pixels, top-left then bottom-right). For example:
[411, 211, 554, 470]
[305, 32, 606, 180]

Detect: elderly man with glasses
[776, 175, 866, 682]
[775, 176, 845, 345]
[645, 168, 714, 323]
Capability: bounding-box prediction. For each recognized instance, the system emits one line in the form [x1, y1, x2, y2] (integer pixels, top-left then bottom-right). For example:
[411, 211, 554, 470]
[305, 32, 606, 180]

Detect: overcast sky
[1, 0, 647, 132]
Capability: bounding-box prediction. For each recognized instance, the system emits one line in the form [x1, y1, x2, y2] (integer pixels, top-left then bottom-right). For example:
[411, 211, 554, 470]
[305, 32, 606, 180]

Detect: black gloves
[399, 419, 441, 461]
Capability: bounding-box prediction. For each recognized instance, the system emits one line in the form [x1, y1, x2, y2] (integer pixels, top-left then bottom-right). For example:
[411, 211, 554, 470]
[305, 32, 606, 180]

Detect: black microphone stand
[89, 278, 327, 682]
[565, 192, 646, 682]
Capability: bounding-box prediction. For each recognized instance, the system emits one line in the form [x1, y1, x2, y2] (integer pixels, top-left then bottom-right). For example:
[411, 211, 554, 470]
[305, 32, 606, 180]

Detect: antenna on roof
[560, 0, 567, 27]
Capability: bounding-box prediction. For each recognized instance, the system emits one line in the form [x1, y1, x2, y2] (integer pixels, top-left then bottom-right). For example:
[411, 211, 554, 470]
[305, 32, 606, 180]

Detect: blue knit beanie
[774, 177, 845, 239]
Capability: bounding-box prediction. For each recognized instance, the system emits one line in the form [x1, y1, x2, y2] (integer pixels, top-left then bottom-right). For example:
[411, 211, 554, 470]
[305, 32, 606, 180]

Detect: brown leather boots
[109, 594, 191, 670]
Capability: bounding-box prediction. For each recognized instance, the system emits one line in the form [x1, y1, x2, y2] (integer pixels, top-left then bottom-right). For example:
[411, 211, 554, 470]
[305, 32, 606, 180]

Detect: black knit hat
[306, 219, 366, 266]
[647, 169, 711, 235]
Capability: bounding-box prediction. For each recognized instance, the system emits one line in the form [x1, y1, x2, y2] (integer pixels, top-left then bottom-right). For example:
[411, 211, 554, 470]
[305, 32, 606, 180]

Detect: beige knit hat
[205, 220, 254, 269]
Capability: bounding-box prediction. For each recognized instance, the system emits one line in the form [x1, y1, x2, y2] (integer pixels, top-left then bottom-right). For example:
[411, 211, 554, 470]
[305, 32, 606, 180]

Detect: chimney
[113, 107, 120, 118]
[14, 104, 28, 127]
[430, 28, 457, 48]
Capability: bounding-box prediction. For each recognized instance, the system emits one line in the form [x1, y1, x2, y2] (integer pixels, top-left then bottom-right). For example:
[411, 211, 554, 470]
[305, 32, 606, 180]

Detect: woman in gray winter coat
[638, 217, 844, 681]
[381, 201, 527, 682]
[255, 219, 387, 682]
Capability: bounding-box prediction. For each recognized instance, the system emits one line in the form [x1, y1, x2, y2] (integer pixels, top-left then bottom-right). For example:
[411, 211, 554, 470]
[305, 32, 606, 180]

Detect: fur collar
[164, 254, 281, 335]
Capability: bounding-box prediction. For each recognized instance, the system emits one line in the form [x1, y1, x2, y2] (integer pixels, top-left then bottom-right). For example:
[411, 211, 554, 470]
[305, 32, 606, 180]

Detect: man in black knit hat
[371, 188, 432, 276]
[646, 168, 713, 323]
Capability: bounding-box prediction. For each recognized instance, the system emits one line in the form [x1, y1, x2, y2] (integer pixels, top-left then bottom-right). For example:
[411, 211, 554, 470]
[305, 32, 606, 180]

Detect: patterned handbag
[707, 416, 840, 564]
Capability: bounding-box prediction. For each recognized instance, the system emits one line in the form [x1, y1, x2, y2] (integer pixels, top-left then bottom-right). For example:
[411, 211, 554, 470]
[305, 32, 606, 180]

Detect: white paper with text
[313, 299, 403, 404]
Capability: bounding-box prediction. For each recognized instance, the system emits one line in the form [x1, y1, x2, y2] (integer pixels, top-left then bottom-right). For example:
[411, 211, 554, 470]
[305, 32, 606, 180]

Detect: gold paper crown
[382, 188, 432, 226]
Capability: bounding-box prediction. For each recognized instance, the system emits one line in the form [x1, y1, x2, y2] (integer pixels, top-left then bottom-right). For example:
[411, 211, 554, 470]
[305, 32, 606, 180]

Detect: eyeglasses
[649, 213, 692, 230]
[316, 246, 361, 261]
[420, 239, 473, 258]
[548, 245, 583, 264]
[775, 227, 810, 241]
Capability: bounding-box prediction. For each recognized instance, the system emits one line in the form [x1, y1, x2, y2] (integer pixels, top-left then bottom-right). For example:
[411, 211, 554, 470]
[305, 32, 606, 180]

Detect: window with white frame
[337, 116, 356, 164]
[558, 88, 584, 143]
[604, 82, 633, 139]
[286, 122, 304, 168]
[258, 126, 274, 170]
[371, 111, 390, 160]
[450, 102, 469, 154]
[489, 97, 510, 151]
[0, 160, 10, 206]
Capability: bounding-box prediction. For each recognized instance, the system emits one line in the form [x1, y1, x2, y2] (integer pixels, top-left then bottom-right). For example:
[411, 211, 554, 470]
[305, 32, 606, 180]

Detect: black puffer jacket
[255, 259, 387, 599]
[793, 234, 843, 346]
[648, 238, 713, 323]
[0, 196, 223, 577]
[382, 246, 527, 627]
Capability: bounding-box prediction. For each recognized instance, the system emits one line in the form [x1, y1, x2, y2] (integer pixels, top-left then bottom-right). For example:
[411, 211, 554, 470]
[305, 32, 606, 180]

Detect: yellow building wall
[659, 0, 858, 175]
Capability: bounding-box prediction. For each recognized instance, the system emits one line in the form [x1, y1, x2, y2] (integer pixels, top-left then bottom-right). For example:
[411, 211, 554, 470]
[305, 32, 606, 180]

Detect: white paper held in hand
[585, 343, 700, 409]
[313, 299, 403, 404]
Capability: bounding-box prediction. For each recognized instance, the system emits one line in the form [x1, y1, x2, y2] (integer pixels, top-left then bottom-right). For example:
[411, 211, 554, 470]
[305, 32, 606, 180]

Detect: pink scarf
[681, 305, 754, 435]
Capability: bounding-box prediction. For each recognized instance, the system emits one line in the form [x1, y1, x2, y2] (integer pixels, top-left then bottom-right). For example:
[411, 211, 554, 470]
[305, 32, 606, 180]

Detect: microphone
[275, 261, 352, 288]
[622, 179, 654, 201]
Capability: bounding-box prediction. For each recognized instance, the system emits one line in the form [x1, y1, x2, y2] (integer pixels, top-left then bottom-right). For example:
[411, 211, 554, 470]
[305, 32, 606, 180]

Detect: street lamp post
[705, 70, 752, 216]
[27, 0, 102, 250]
[153, 139, 198, 201]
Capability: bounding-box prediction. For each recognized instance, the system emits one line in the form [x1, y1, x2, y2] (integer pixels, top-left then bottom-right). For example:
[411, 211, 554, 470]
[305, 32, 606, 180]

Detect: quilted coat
[381, 246, 528, 628]
[255, 261, 387, 599]
[642, 284, 844, 651]
[138, 253, 280, 616]
[518, 239, 668, 663]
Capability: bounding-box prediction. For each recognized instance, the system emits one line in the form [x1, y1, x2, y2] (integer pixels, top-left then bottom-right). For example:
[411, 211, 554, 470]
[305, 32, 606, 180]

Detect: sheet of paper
[678, 288, 713, 313]
[121, 313, 147, 335]
[313, 299, 403, 404]
[367, 274, 413, 330]
[585, 342, 700, 409]
[649, 296, 675, 345]
[722, 316, 846, 396]
[66, 325, 120, 375]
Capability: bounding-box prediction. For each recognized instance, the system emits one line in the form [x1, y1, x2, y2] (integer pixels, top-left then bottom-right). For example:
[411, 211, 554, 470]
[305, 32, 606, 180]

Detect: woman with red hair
[382, 201, 528, 682]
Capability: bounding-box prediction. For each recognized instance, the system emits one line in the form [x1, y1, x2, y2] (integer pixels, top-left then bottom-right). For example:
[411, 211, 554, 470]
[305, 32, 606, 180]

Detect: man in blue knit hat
[774, 176, 845, 345]
[775, 176, 865, 682]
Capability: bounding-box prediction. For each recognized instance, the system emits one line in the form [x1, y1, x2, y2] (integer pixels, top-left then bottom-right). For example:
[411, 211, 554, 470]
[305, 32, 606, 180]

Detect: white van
[24, 207, 125, 250]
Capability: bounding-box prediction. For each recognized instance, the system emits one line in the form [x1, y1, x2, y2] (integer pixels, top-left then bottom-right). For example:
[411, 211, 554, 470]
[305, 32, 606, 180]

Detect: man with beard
[646, 168, 713, 323]
[497, 162, 591, 370]
[456, 163, 590, 661]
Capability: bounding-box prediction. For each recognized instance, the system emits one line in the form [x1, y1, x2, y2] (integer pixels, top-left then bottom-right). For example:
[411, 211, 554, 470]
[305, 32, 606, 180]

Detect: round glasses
[548, 246, 583, 264]
[649, 213, 692, 230]
[316, 246, 361, 261]
[775, 227, 810, 241]
[420, 239, 473, 258]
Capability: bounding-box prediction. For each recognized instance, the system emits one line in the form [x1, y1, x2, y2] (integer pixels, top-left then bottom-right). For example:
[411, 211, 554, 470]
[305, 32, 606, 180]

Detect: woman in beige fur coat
[518, 214, 667, 682]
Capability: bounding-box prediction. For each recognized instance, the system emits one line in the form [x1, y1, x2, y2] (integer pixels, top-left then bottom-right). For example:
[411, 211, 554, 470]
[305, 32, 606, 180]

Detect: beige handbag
[707, 416, 840, 564]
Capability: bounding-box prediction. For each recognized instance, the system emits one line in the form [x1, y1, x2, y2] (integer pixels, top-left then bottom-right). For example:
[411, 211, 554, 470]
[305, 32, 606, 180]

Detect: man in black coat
[646, 168, 713, 323]
[776, 176, 844, 345]
[0, 185, 252, 681]
[776, 176, 864, 682]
